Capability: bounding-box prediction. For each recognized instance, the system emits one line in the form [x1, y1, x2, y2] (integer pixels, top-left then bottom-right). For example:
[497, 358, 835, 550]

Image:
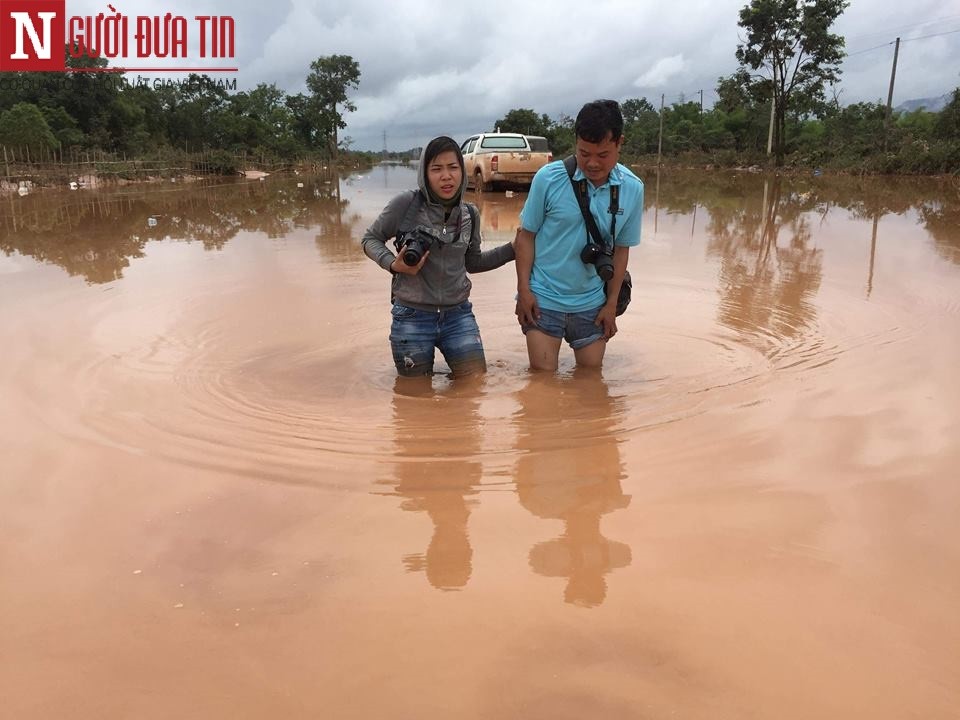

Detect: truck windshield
[479, 136, 528, 149]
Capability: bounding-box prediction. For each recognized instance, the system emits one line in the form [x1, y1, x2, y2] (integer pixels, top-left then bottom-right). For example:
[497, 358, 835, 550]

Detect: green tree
[494, 108, 552, 136]
[714, 72, 775, 153]
[545, 113, 574, 157]
[934, 88, 960, 140]
[89, 92, 150, 154]
[665, 100, 704, 152]
[159, 75, 229, 151]
[819, 101, 885, 166]
[306, 54, 360, 161]
[700, 110, 738, 150]
[239, 83, 303, 157]
[221, 83, 291, 154]
[123, 84, 168, 149]
[715, 69, 758, 114]
[284, 93, 318, 151]
[735, 0, 848, 165]
[40, 105, 84, 149]
[60, 45, 119, 140]
[897, 109, 936, 141]
[0, 102, 59, 157]
[620, 98, 660, 156]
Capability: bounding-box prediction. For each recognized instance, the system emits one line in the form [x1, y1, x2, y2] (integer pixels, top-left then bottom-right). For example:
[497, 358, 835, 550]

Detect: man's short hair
[575, 100, 624, 143]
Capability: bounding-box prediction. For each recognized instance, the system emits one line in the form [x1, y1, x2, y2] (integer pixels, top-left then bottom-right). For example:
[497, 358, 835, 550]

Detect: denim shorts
[389, 300, 486, 376]
[521, 305, 605, 350]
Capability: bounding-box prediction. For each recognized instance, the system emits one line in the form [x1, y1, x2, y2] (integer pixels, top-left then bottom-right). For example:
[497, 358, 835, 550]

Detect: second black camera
[580, 242, 614, 281]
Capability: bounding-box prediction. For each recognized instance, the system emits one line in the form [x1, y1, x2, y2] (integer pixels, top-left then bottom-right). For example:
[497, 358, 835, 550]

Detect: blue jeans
[389, 301, 486, 376]
[521, 305, 605, 349]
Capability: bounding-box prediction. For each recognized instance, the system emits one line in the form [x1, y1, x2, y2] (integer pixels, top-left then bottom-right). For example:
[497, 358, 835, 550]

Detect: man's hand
[390, 251, 429, 275]
[516, 288, 540, 326]
[596, 246, 629, 340]
[514, 228, 538, 326]
[595, 303, 618, 340]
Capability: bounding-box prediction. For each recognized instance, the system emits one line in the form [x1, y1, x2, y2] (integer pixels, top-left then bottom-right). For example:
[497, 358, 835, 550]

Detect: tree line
[0, 50, 361, 174]
[493, 88, 959, 175]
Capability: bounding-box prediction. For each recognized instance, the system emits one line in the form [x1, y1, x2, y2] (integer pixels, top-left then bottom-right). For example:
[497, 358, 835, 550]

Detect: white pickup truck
[460, 132, 552, 192]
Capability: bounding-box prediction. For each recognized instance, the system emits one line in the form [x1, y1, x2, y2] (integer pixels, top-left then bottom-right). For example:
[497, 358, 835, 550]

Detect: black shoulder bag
[563, 156, 632, 316]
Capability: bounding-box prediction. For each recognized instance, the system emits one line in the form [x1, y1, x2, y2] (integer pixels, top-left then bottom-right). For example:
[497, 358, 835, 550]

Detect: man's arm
[594, 245, 629, 339]
[514, 227, 539, 325]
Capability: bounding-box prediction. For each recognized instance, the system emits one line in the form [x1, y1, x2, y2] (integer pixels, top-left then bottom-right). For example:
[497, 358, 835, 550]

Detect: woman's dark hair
[423, 136, 462, 167]
[574, 100, 624, 143]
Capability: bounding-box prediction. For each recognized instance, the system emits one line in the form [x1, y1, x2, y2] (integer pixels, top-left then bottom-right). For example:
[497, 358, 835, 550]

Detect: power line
[844, 14, 960, 41]
[900, 28, 960, 43]
[845, 40, 896, 59]
[844, 27, 960, 59]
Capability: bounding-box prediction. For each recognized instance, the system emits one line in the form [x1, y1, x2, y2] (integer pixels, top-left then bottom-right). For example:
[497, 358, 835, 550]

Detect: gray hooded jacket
[361, 142, 515, 310]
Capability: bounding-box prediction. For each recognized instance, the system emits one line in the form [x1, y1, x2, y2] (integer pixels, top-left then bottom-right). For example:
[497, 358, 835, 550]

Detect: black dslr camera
[394, 226, 434, 266]
[580, 242, 615, 281]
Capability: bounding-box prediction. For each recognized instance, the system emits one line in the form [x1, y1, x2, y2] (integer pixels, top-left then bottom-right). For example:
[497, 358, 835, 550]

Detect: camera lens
[402, 249, 421, 266]
[595, 253, 614, 281]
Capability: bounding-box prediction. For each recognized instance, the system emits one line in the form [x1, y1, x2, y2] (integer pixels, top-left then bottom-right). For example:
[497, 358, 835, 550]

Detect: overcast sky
[72, 0, 960, 150]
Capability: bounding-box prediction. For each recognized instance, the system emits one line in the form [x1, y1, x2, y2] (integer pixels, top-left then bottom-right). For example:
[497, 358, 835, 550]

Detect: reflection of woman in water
[388, 380, 484, 590]
[361, 137, 515, 378]
[512, 372, 631, 607]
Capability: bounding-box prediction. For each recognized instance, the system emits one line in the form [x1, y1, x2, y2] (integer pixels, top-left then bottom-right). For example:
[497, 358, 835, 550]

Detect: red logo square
[0, 0, 66, 71]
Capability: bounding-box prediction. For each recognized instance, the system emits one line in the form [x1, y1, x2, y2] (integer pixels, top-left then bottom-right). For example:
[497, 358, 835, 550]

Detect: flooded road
[1, 167, 958, 719]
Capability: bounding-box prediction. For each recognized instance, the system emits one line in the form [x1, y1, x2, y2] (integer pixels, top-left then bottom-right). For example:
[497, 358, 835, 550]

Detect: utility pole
[766, 57, 777, 157]
[884, 37, 901, 149]
[867, 213, 879, 298]
[657, 93, 664, 167]
[382, 130, 388, 160]
[699, 89, 703, 117]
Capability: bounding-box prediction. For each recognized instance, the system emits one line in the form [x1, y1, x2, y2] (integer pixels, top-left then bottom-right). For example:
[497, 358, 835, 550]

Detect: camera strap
[397, 190, 477, 243]
[465, 203, 478, 238]
[396, 190, 424, 243]
[563, 155, 618, 250]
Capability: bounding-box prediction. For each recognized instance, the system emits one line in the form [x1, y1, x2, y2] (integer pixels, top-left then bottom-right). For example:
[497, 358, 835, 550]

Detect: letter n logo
[0, 0, 66, 71]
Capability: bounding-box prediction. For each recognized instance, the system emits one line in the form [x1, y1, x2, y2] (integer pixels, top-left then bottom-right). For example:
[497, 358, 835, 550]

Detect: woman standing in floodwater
[361, 136, 515, 377]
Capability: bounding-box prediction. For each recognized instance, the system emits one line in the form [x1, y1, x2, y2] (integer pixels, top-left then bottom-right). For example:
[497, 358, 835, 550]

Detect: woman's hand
[390, 251, 429, 275]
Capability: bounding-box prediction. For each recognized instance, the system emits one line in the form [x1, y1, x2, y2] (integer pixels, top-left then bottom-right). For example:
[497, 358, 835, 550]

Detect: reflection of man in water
[513, 372, 631, 606]
[389, 378, 483, 590]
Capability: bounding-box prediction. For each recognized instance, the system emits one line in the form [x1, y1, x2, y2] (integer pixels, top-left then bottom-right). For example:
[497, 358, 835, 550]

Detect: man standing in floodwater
[514, 100, 644, 372]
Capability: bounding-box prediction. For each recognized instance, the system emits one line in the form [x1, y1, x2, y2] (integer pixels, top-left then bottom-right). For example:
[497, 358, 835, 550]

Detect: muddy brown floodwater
[1, 166, 958, 719]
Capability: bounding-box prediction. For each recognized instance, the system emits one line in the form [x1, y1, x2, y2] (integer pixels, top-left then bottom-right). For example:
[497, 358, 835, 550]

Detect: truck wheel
[474, 170, 490, 193]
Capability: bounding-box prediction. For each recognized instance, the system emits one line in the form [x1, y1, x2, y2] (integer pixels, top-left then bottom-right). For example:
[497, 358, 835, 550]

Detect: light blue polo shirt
[519, 161, 644, 312]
